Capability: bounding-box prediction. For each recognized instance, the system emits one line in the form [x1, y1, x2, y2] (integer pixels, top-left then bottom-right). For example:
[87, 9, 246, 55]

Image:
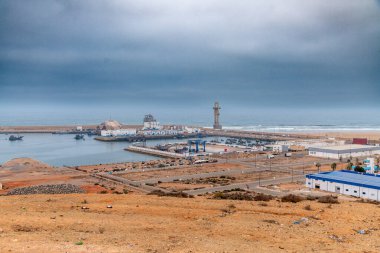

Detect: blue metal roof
[306, 170, 380, 190]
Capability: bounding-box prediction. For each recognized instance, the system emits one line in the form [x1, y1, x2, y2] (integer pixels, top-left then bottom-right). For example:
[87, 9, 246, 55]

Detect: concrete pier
[125, 146, 186, 159]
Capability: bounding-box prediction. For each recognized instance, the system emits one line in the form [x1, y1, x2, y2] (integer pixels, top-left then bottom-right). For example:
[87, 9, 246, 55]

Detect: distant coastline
[2, 124, 380, 134]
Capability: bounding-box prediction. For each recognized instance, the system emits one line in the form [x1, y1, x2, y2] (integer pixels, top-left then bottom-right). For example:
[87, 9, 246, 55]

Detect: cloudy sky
[1, 0, 380, 124]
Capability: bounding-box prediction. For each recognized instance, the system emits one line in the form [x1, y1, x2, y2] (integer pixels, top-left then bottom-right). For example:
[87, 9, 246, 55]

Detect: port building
[308, 144, 380, 159]
[143, 114, 161, 130]
[100, 129, 137, 137]
[306, 170, 380, 201]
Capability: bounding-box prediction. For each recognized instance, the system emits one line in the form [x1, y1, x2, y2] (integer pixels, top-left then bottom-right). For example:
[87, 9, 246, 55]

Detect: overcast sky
[1, 0, 380, 123]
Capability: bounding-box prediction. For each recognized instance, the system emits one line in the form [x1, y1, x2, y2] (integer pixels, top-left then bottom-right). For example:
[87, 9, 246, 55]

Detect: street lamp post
[259, 171, 261, 186]
[270, 159, 272, 171]
[292, 168, 294, 182]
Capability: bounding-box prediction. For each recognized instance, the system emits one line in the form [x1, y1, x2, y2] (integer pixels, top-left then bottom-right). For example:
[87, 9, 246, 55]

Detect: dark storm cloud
[1, 0, 380, 108]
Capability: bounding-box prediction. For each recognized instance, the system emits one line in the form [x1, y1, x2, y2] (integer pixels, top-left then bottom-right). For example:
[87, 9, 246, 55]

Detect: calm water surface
[0, 133, 210, 166]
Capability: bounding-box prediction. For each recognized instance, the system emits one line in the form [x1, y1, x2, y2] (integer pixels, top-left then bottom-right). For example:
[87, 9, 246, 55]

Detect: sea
[0, 134, 215, 166]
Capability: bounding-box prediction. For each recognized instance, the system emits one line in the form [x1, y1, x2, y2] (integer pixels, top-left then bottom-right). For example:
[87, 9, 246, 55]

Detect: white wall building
[140, 129, 180, 136]
[308, 144, 380, 159]
[276, 139, 345, 149]
[184, 126, 200, 133]
[306, 170, 380, 201]
[101, 129, 137, 137]
[265, 144, 289, 153]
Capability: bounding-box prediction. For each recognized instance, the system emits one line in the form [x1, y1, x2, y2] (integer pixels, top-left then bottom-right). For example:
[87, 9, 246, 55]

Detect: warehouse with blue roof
[306, 170, 380, 201]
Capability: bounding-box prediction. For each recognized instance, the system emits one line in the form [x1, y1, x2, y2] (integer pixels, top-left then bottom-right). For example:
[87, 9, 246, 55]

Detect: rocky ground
[0, 193, 379, 252]
[6, 184, 84, 195]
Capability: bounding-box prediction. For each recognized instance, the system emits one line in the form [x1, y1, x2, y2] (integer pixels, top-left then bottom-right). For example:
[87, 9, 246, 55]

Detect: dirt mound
[2, 158, 52, 172]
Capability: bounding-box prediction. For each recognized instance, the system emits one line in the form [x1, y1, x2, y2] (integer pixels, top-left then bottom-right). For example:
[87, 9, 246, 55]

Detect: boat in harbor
[74, 134, 85, 140]
[9, 135, 23, 141]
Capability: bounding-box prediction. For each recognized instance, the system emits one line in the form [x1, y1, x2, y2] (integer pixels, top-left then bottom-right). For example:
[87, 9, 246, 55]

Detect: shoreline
[2, 124, 380, 139]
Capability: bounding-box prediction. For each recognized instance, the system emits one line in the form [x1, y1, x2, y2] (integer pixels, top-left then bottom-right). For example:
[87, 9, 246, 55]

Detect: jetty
[95, 133, 202, 142]
[125, 146, 186, 159]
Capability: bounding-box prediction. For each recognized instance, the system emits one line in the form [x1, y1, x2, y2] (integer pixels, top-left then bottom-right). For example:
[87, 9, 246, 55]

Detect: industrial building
[306, 170, 380, 201]
[143, 114, 161, 130]
[308, 144, 380, 159]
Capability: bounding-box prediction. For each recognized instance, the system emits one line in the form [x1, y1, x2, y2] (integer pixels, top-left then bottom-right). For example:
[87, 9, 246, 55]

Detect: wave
[212, 125, 380, 133]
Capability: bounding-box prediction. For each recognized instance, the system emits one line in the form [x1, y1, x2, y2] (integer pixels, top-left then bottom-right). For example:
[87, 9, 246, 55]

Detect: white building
[308, 144, 380, 159]
[265, 144, 289, 153]
[143, 114, 161, 130]
[140, 129, 180, 136]
[184, 126, 200, 134]
[101, 129, 137, 137]
[306, 170, 380, 201]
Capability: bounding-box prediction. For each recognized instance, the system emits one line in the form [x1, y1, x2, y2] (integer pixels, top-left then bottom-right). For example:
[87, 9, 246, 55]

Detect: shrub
[254, 193, 274, 202]
[304, 204, 312, 211]
[148, 190, 192, 198]
[306, 195, 318, 201]
[213, 192, 253, 201]
[228, 204, 236, 209]
[123, 189, 129, 194]
[354, 166, 365, 173]
[318, 195, 339, 204]
[99, 190, 108, 194]
[281, 194, 304, 203]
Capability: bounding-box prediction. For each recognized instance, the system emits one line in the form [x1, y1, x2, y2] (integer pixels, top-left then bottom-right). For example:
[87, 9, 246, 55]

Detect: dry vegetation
[0, 193, 379, 252]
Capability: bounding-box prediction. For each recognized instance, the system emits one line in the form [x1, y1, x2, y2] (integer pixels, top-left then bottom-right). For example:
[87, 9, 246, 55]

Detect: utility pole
[258, 171, 261, 186]
[303, 161, 305, 175]
[270, 159, 272, 171]
[292, 168, 294, 182]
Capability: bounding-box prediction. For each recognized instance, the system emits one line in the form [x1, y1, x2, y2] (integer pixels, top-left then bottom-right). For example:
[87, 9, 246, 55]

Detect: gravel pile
[6, 184, 85, 195]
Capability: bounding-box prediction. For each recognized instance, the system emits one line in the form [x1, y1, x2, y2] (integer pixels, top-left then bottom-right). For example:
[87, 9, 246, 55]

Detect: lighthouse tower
[213, 102, 222, 130]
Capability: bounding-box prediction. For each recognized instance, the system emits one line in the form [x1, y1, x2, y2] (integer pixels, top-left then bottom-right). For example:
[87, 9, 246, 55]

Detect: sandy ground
[0, 158, 111, 194]
[0, 194, 380, 252]
[121, 163, 245, 181]
[77, 159, 192, 173]
[292, 131, 380, 140]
